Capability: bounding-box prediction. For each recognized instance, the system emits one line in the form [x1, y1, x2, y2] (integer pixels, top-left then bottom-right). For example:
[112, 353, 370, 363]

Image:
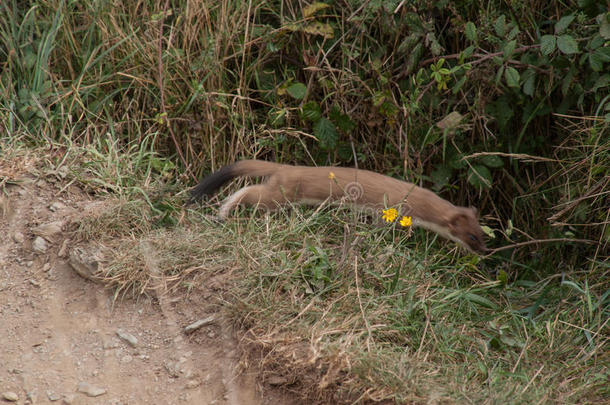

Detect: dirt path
[0, 175, 291, 404]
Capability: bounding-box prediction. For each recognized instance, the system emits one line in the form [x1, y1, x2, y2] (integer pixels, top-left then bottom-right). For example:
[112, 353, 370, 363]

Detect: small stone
[68, 247, 102, 282]
[12, 231, 25, 243]
[47, 390, 61, 401]
[2, 391, 19, 402]
[164, 361, 181, 378]
[120, 354, 133, 363]
[184, 315, 216, 334]
[43, 263, 51, 272]
[49, 201, 66, 212]
[62, 393, 76, 404]
[26, 391, 37, 403]
[185, 379, 201, 389]
[32, 220, 64, 242]
[76, 381, 106, 397]
[32, 236, 48, 253]
[58, 239, 70, 258]
[116, 329, 138, 347]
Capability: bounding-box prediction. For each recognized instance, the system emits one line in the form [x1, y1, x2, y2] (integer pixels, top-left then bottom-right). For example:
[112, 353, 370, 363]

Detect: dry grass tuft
[67, 195, 608, 403]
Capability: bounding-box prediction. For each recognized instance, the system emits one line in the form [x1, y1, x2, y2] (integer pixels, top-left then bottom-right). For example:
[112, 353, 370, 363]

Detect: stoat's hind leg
[218, 185, 286, 219]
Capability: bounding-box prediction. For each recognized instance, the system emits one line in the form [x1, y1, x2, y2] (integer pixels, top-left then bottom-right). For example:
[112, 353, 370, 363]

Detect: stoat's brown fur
[190, 160, 487, 254]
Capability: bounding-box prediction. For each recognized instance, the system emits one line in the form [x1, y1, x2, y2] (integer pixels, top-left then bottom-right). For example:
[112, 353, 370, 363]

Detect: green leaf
[314, 117, 338, 150]
[507, 26, 520, 41]
[503, 40, 517, 60]
[601, 13, 610, 39]
[463, 45, 475, 59]
[497, 270, 508, 285]
[464, 293, 499, 310]
[465, 22, 477, 42]
[494, 15, 506, 37]
[590, 52, 604, 71]
[301, 101, 321, 122]
[481, 225, 496, 238]
[522, 69, 536, 96]
[480, 154, 504, 168]
[431, 165, 453, 191]
[505, 67, 520, 88]
[557, 35, 579, 54]
[329, 106, 356, 133]
[448, 152, 467, 169]
[561, 69, 575, 96]
[303, 2, 330, 18]
[592, 74, 610, 92]
[303, 21, 334, 38]
[594, 46, 610, 62]
[555, 15, 575, 35]
[495, 65, 505, 85]
[486, 96, 514, 131]
[468, 165, 492, 189]
[589, 34, 605, 50]
[286, 82, 307, 99]
[540, 35, 556, 55]
[452, 75, 468, 95]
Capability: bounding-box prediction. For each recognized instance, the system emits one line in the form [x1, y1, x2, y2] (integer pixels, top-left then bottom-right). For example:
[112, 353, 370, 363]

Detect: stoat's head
[447, 207, 487, 254]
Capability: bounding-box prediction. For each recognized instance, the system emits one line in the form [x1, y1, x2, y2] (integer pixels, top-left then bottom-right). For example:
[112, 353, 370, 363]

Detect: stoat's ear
[448, 212, 467, 233]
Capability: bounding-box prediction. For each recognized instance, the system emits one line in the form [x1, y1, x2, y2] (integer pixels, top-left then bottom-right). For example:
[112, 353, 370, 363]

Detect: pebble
[32, 220, 64, 243]
[47, 390, 61, 401]
[32, 236, 48, 253]
[49, 201, 66, 212]
[76, 381, 106, 397]
[2, 391, 19, 402]
[68, 247, 101, 282]
[184, 315, 216, 334]
[121, 354, 133, 363]
[185, 379, 201, 389]
[12, 231, 25, 243]
[26, 391, 37, 403]
[116, 329, 138, 347]
[62, 393, 76, 404]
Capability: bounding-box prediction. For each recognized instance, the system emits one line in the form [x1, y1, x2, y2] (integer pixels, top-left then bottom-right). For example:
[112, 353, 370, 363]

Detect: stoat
[190, 160, 487, 254]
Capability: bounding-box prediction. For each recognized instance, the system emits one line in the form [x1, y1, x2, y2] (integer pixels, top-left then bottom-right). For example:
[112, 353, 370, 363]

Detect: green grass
[66, 182, 608, 403]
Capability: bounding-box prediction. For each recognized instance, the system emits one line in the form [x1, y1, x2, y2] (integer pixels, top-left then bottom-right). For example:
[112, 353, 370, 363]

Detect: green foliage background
[1, 0, 608, 271]
[2, 1, 608, 402]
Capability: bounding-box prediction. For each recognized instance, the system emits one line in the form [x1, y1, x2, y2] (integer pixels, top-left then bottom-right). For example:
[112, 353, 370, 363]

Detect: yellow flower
[400, 216, 412, 227]
[328, 171, 336, 180]
[382, 208, 398, 223]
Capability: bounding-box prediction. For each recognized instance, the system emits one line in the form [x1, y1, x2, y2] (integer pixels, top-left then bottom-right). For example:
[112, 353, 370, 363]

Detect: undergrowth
[71, 196, 609, 404]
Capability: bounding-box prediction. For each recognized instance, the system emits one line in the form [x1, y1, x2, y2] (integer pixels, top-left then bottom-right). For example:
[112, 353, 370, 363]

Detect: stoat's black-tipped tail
[190, 164, 238, 202]
[189, 160, 282, 202]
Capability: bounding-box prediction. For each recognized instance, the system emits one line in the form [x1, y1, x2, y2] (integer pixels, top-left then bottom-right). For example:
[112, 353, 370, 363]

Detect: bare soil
[0, 170, 296, 404]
